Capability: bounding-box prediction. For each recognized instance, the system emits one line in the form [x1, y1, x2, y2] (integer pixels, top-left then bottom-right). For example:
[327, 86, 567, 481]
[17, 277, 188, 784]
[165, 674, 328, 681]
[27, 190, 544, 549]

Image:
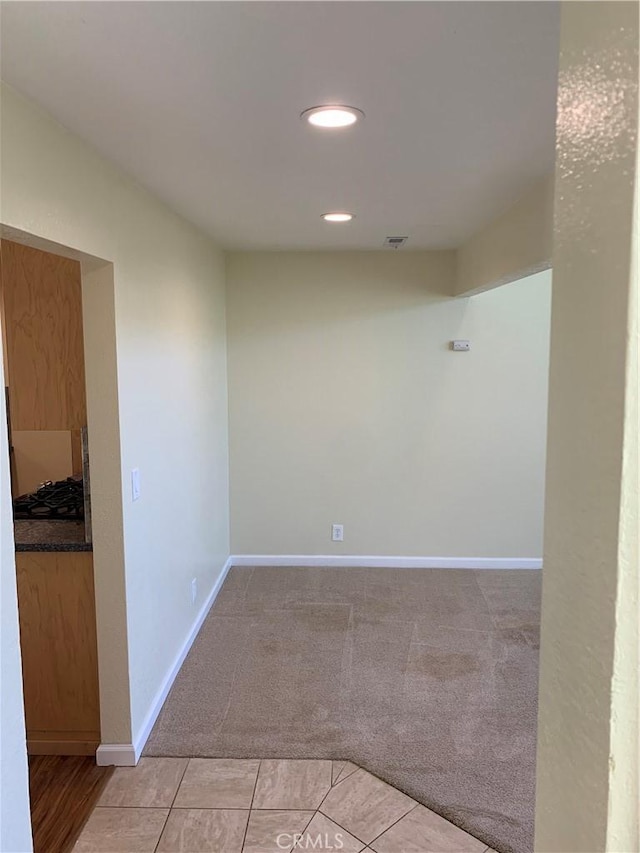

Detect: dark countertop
[14, 519, 92, 552]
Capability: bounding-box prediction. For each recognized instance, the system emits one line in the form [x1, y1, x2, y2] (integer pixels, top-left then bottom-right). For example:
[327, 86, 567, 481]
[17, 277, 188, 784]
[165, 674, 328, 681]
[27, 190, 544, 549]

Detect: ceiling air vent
[383, 236, 408, 249]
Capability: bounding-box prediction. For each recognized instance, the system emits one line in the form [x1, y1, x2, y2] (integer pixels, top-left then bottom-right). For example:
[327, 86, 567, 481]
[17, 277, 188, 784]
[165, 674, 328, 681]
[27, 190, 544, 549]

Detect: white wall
[535, 2, 639, 849]
[456, 174, 554, 296]
[0, 348, 33, 853]
[226, 251, 551, 559]
[0, 83, 230, 748]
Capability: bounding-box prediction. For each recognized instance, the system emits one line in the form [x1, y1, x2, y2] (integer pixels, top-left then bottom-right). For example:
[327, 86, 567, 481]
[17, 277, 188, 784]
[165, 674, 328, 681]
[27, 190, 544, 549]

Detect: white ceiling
[0, 2, 559, 251]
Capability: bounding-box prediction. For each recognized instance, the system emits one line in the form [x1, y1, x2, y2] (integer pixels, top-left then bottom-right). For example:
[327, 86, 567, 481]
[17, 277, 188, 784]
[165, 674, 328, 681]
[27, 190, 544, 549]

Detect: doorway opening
[0, 227, 128, 852]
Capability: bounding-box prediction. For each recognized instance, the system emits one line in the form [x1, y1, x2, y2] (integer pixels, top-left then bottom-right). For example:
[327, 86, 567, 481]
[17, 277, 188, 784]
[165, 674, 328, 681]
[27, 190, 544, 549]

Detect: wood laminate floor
[29, 755, 114, 853]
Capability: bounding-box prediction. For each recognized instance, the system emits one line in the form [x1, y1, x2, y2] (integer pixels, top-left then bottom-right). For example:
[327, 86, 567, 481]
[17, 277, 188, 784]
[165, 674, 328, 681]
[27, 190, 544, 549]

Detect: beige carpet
[145, 567, 541, 853]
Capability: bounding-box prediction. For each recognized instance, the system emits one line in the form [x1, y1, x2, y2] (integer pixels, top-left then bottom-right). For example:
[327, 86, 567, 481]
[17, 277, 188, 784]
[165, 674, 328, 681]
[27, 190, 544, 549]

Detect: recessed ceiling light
[301, 105, 364, 128]
[322, 212, 355, 222]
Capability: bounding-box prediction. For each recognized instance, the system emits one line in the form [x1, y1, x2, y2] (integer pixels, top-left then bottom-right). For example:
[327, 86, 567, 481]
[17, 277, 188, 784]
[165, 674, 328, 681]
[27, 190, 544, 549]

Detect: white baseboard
[96, 743, 137, 767]
[230, 555, 542, 570]
[96, 556, 233, 767]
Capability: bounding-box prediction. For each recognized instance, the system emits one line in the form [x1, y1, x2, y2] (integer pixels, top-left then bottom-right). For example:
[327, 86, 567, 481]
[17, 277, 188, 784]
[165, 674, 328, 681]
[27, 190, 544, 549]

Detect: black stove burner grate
[13, 477, 85, 520]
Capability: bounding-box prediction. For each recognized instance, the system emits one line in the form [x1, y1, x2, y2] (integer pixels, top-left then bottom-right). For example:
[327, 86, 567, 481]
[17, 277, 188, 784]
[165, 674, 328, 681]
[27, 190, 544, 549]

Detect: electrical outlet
[191, 578, 197, 605]
[131, 468, 141, 502]
[331, 524, 344, 542]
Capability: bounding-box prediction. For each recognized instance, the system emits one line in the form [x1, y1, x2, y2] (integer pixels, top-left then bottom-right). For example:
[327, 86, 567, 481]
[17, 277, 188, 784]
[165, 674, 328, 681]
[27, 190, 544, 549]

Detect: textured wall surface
[0, 349, 33, 853]
[535, 3, 639, 850]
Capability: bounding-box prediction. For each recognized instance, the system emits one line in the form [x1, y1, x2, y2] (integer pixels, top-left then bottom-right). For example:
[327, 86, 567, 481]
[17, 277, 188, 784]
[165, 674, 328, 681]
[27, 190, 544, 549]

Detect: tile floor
[74, 757, 497, 852]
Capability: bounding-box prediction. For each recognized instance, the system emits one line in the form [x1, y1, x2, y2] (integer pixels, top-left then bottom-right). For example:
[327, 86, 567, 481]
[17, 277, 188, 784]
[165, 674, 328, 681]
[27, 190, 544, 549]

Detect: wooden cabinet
[2, 240, 98, 755]
[1, 239, 87, 431]
[15, 551, 100, 755]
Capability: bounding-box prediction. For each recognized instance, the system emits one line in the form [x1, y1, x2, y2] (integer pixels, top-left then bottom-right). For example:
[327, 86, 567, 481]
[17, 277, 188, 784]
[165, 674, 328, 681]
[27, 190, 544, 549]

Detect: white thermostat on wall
[451, 340, 471, 351]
